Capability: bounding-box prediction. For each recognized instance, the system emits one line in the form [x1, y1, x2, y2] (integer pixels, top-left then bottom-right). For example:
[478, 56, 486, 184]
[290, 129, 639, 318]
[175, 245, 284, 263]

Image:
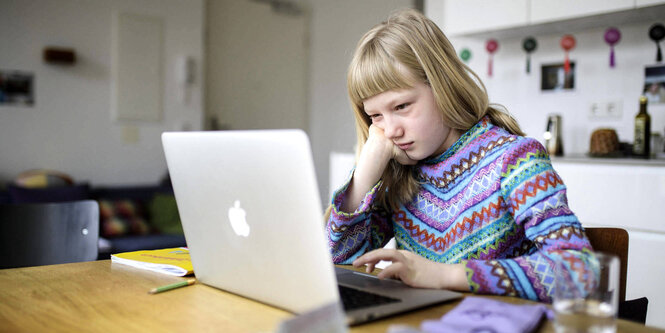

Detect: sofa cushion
[99, 199, 151, 237]
[148, 193, 183, 234]
[8, 184, 90, 203]
[0, 191, 10, 204]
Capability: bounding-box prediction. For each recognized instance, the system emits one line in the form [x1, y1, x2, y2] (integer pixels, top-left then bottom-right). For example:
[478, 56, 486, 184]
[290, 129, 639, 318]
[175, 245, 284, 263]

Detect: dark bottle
[633, 96, 651, 158]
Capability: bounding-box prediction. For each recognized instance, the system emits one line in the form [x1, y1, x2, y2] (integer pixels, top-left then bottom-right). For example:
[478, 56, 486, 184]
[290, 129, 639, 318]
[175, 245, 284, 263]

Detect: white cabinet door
[625, 230, 665, 329]
[636, 0, 665, 7]
[530, 0, 634, 24]
[552, 162, 665, 232]
[429, 0, 528, 36]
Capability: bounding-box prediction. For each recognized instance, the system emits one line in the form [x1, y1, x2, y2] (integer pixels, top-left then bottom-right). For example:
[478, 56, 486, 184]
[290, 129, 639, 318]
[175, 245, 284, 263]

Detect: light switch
[122, 125, 139, 144]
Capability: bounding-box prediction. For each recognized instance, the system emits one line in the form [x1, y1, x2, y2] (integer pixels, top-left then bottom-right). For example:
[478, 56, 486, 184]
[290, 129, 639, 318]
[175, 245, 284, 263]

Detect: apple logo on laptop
[228, 200, 250, 237]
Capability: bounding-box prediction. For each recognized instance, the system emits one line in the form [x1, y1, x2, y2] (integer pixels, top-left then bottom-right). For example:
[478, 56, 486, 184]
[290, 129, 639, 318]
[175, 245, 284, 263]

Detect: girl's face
[363, 81, 461, 161]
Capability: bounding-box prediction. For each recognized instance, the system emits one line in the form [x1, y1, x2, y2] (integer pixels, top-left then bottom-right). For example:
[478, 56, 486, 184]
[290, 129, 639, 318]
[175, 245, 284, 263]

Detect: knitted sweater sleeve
[326, 170, 395, 264]
[464, 138, 594, 302]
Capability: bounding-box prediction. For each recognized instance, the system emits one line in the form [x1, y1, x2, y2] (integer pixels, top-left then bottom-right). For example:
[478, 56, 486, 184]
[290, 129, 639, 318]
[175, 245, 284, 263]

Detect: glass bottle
[633, 96, 651, 158]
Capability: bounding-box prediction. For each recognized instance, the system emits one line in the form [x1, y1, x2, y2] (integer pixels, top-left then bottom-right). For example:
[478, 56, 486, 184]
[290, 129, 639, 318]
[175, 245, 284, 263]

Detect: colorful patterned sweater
[327, 117, 594, 302]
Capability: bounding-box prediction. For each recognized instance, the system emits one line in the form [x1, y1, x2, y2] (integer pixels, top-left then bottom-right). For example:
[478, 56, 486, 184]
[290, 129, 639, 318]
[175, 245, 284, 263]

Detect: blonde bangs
[347, 39, 417, 110]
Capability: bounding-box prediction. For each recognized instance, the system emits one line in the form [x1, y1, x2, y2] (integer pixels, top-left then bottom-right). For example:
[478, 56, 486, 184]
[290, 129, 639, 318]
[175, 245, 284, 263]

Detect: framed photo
[541, 62, 575, 91]
[644, 65, 665, 104]
[0, 70, 34, 106]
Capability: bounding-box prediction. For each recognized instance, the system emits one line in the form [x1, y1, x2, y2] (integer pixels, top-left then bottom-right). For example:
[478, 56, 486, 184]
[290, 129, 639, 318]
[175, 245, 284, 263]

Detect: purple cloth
[420, 297, 551, 333]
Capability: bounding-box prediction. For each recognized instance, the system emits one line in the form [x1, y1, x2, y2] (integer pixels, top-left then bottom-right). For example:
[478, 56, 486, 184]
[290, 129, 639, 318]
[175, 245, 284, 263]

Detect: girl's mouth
[397, 142, 413, 150]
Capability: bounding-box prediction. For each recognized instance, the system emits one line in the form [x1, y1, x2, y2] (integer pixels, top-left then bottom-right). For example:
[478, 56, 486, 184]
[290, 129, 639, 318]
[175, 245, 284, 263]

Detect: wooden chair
[584, 227, 648, 324]
[0, 200, 99, 269]
[584, 227, 628, 302]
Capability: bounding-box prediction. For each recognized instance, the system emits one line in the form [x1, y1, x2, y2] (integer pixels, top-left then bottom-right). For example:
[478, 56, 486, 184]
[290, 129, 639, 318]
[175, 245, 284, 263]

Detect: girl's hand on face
[352, 248, 470, 291]
[367, 125, 418, 166]
[341, 124, 419, 213]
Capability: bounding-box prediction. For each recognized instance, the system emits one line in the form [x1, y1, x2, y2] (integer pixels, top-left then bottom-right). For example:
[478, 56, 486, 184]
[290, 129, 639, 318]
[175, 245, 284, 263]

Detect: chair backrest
[0, 200, 99, 269]
[584, 227, 628, 302]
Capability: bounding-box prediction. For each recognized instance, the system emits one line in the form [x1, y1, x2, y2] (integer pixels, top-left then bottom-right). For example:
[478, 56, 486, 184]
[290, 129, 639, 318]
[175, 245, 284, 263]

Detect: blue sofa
[1, 182, 187, 260]
[91, 184, 186, 259]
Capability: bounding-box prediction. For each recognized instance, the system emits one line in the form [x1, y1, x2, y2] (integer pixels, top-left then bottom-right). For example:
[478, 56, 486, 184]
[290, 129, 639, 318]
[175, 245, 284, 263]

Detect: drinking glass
[553, 252, 620, 333]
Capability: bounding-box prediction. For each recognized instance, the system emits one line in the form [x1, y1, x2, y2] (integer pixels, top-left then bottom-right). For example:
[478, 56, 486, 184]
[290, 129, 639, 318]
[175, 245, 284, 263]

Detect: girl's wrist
[438, 263, 470, 291]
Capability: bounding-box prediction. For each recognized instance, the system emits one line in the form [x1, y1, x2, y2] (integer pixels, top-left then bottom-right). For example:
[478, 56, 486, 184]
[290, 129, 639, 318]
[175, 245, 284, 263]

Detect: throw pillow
[99, 199, 151, 238]
[148, 193, 183, 234]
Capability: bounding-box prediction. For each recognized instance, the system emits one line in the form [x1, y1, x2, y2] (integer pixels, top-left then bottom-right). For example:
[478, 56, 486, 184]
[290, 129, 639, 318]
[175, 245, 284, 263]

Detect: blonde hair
[341, 9, 524, 212]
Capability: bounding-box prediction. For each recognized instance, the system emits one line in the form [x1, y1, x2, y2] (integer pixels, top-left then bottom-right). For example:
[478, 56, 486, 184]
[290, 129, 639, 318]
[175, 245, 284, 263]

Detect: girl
[326, 9, 593, 302]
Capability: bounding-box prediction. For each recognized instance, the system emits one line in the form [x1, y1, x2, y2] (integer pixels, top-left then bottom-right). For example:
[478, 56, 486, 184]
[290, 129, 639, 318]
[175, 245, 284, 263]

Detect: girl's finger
[377, 261, 404, 280]
[357, 248, 403, 264]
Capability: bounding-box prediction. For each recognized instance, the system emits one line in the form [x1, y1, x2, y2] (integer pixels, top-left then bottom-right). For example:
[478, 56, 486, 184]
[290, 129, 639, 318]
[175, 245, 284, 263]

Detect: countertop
[551, 154, 665, 167]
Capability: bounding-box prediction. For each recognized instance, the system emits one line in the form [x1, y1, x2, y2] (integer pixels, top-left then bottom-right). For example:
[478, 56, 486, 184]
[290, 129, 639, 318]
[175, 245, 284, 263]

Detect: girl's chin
[405, 152, 425, 162]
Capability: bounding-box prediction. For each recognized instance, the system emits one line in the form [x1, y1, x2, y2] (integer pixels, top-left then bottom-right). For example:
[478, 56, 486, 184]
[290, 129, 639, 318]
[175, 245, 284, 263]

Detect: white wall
[446, 23, 665, 154]
[0, 0, 204, 186]
[308, 0, 414, 204]
[205, 0, 309, 132]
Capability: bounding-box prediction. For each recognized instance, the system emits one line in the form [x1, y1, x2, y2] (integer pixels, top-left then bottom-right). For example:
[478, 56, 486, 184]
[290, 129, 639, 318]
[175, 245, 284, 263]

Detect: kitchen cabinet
[552, 159, 665, 231]
[425, 0, 665, 38]
[529, 0, 634, 24]
[625, 230, 665, 328]
[636, 0, 665, 7]
[433, 0, 528, 37]
[552, 159, 665, 329]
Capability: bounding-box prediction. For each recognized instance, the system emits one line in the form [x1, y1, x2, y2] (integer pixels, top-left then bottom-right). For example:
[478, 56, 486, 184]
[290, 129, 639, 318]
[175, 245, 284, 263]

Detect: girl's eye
[395, 103, 409, 111]
[368, 114, 382, 122]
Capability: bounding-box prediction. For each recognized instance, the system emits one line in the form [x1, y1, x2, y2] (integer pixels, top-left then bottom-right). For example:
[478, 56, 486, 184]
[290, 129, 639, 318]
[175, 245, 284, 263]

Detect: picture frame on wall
[541, 62, 575, 91]
[0, 70, 34, 106]
[644, 65, 665, 104]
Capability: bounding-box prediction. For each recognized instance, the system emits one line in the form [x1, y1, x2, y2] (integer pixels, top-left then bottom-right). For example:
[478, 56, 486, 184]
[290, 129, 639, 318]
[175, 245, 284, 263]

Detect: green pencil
[148, 279, 196, 294]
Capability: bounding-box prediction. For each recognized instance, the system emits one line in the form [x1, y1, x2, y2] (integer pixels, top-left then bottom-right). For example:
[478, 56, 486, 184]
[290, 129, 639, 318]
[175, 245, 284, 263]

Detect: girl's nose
[383, 118, 403, 139]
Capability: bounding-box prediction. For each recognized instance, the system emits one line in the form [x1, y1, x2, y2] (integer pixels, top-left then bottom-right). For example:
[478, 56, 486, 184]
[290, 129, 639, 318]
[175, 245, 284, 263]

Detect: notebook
[161, 129, 461, 325]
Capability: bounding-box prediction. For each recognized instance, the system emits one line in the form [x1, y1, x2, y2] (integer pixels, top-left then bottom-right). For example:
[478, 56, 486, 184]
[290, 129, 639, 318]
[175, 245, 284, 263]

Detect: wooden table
[0, 260, 661, 332]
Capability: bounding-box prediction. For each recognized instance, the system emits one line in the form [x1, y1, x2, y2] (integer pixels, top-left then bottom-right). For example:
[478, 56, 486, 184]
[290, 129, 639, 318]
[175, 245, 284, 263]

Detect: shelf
[452, 4, 665, 39]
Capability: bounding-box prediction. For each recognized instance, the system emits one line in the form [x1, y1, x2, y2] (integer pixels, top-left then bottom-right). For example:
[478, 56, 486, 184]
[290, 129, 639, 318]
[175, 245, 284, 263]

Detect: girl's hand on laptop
[352, 249, 470, 291]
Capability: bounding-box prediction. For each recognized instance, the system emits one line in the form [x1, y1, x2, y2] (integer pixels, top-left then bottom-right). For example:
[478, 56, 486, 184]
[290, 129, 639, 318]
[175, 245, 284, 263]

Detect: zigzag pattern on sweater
[488, 260, 518, 296]
[521, 198, 572, 229]
[510, 173, 564, 212]
[395, 197, 506, 253]
[420, 136, 516, 188]
[519, 255, 554, 301]
[410, 162, 502, 232]
[466, 222, 522, 260]
[501, 146, 551, 177]
[532, 223, 586, 245]
[331, 223, 366, 260]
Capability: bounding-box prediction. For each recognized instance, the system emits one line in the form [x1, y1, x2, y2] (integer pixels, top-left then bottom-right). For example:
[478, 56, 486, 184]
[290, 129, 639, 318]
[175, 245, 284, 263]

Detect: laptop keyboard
[338, 285, 400, 311]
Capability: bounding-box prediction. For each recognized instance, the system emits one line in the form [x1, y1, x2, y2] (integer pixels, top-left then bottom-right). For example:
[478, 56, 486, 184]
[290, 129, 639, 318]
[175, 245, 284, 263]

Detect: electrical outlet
[606, 100, 622, 118]
[589, 102, 607, 118]
[589, 100, 622, 119]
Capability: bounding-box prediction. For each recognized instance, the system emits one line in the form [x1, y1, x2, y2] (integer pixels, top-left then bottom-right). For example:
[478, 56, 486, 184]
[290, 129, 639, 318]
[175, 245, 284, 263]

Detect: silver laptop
[161, 129, 461, 325]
